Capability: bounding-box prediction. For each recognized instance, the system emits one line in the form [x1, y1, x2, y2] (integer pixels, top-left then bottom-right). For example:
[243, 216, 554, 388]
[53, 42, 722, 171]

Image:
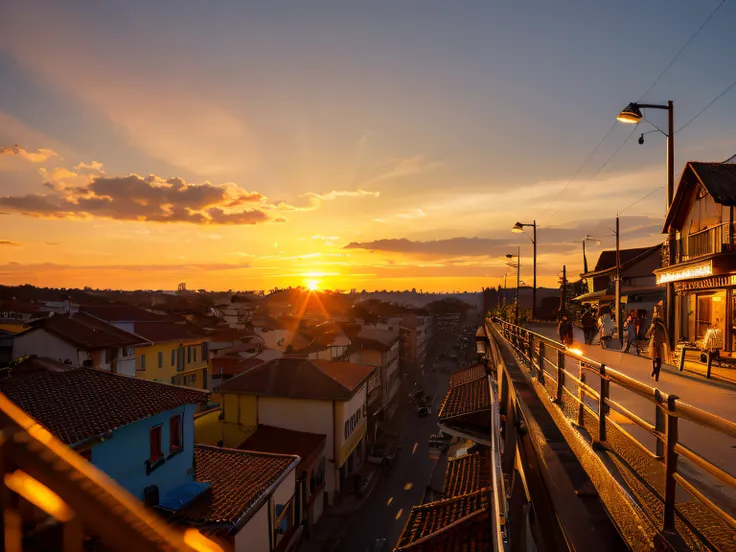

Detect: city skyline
[2, 1, 736, 291]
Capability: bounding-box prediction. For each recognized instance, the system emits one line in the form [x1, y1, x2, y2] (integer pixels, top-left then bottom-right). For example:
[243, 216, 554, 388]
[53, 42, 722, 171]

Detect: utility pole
[615, 215, 622, 347]
[560, 265, 567, 313]
[582, 240, 589, 274]
[515, 246, 520, 325]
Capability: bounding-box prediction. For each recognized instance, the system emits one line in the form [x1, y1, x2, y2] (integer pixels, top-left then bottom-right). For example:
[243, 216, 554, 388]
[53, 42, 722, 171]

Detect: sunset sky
[2, 1, 736, 292]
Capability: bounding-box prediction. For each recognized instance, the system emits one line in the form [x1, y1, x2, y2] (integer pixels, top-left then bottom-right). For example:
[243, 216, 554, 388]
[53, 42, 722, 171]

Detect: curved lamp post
[512, 221, 537, 321]
[505, 248, 521, 324]
[617, 101, 675, 343]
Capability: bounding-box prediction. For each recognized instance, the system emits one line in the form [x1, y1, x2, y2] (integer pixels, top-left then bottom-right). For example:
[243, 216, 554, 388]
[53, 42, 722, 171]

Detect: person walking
[598, 307, 614, 350]
[581, 308, 597, 345]
[645, 308, 671, 383]
[622, 309, 641, 355]
[557, 313, 574, 346]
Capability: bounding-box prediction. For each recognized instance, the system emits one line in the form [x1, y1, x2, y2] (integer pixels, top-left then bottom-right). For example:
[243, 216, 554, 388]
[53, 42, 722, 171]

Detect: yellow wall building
[132, 322, 209, 390]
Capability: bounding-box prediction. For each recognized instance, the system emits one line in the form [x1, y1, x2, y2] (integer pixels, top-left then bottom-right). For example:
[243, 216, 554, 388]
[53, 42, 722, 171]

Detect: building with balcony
[654, 162, 736, 350]
[575, 245, 664, 323]
[216, 358, 375, 505]
[11, 312, 147, 376]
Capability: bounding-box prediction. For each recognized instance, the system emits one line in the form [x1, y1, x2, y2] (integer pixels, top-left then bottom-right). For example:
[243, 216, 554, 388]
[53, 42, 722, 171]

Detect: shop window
[273, 499, 294, 545]
[310, 458, 326, 494]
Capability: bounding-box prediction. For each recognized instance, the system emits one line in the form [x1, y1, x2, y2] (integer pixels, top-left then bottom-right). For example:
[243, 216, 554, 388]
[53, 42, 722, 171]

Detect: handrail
[0, 393, 227, 552]
[491, 317, 736, 539]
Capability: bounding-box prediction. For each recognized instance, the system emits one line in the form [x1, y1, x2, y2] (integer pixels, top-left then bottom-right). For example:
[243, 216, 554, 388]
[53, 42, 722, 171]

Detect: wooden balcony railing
[0, 393, 228, 552]
[679, 222, 730, 262]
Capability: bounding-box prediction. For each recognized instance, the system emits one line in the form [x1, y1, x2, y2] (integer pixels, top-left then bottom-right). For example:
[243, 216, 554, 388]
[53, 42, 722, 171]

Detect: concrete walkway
[523, 322, 735, 511]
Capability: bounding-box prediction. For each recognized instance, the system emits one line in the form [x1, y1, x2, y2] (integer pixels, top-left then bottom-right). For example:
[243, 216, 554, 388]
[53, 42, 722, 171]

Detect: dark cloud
[344, 237, 516, 257]
[0, 240, 22, 246]
[0, 174, 279, 225]
[343, 216, 664, 258]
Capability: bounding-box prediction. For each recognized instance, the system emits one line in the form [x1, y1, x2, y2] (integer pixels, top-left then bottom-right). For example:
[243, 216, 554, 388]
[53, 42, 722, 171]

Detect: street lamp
[616, 100, 675, 341]
[511, 221, 537, 321]
[506, 247, 521, 324]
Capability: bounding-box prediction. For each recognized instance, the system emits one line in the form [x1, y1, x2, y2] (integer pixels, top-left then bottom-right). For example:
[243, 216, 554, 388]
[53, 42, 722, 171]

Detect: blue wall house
[0, 356, 210, 504]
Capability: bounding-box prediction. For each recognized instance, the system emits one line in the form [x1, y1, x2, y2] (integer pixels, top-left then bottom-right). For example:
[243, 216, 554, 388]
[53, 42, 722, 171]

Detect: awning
[572, 290, 609, 303]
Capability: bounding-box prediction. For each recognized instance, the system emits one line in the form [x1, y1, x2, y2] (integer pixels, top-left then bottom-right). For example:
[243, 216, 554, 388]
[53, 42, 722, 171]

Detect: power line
[545, 124, 640, 224]
[638, 0, 728, 102]
[676, 76, 736, 133]
[538, 122, 617, 221]
[618, 183, 667, 215]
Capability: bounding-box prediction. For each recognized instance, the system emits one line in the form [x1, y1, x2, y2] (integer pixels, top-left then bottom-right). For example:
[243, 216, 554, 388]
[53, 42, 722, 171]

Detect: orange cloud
[0, 145, 59, 164]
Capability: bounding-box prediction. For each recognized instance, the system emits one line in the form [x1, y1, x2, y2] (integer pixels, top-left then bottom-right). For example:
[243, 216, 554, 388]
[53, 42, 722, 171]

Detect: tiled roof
[352, 329, 400, 351]
[133, 321, 206, 343]
[443, 450, 492, 498]
[449, 364, 486, 387]
[82, 304, 175, 322]
[218, 358, 375, 401]
[211, 356, 264, 377]
[582, 245, 661, 279]
[239, 425, 326, 468]
[175, 445, 298, 526]
[438, 378, 491, 421]
[21, 312, 145, 349]
[394, 489, 492, 551]
[0, 357, 209, 445]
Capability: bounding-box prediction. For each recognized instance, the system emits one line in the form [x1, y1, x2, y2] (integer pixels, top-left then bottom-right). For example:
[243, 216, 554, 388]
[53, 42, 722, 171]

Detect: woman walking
[623, 309, 641, 355]
[646, 308, 671, 383]
[557, 312, 574, 346]
[598, 307, 614, 350]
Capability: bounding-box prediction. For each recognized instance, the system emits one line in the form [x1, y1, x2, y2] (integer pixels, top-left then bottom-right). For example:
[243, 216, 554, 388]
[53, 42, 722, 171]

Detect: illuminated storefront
[655, 161, 736, 350]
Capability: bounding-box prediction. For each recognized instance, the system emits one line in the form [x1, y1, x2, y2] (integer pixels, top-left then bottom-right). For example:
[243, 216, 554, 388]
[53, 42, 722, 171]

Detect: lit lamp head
[617, 103, 643, 124]
[512, 222, 524, 233]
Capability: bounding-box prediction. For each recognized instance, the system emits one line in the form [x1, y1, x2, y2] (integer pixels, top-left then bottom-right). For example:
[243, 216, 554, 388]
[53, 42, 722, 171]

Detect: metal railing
[679, 222, 730, 262]
[493, 318, 736, 543]
[0, 393, 227, 552]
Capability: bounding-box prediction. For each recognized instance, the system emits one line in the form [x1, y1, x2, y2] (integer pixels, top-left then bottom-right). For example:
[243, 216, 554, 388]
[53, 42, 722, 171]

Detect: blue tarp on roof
[159, 481, 212, 511]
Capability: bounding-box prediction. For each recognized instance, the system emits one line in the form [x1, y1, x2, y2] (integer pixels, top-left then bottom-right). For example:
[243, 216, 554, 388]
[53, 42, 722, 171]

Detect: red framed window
[169, 415, 182, 451]
[150, 425, 163, 462]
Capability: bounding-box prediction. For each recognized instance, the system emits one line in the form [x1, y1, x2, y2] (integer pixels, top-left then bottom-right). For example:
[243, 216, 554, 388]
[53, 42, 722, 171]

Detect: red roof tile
[211, 356, 265, 377]
[449, 364, 487, 387]
[217, 358, 375, 401]
[438, 378, 491, 421]
[442, 450, 492, 498]
[133, 321, 206, 343]
[175, 445, 298, 526]
[82, 304, 177, 322]
[239, 425, 325, 468]
[395, 489, 493, 551]
[0, 357, 209, 445]
[20, 312, 145, 350]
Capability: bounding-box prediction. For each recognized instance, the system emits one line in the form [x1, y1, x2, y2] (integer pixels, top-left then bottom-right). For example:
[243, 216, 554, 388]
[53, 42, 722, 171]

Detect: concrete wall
[221, 393, 258, 447]
[88, 403, 198, 501]
[12, 328, 84, 365]
[335, 385, 366, 467]
[194, 408, 222, 445]
[234, 502, 270, 552]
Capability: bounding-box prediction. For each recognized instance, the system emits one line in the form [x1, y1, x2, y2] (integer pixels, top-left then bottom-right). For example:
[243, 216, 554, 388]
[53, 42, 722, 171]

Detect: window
[273, 499, 294, 545]
[187, 347, 191, 364]
[123, 346, 134, 357]
[193, 347, 197, 363]
[171, 350, 176, 366]
[140, 354, 146, 371]
[157, 352, 163, 369]
[149, 425, 163, 463]
[169, 415, 182, 452]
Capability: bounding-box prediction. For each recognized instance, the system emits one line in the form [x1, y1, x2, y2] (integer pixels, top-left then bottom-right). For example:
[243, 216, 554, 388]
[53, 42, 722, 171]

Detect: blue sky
[1, 0, 735, 290]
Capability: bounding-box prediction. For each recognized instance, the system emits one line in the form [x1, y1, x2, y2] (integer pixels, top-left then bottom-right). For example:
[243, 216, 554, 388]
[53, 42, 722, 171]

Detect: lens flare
[306, 280, 320, 291]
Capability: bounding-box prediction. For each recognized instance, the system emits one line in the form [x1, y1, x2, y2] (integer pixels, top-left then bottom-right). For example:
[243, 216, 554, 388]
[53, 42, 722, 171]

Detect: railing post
[577, 360, 585, 427]
[556, 350, 565, 403]
[538, 341, 546, 385]
[598, 364, 609, 444]
[662, 395, 679, 533]
[655, 398, 665, 458]
[527, 333, 534, 370]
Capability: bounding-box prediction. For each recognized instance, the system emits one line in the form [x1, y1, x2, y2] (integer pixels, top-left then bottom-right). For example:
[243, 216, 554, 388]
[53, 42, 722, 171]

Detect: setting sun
[306, 280, 320, 291]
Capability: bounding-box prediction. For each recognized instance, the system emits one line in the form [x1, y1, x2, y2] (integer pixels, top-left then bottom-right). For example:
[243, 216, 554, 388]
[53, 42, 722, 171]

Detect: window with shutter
[169, 416, 182, 451]
[150, 426, 162, 462]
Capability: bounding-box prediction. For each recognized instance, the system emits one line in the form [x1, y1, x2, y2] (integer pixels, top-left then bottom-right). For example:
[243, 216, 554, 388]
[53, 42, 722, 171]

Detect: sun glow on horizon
[306, 279, 321, 291]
